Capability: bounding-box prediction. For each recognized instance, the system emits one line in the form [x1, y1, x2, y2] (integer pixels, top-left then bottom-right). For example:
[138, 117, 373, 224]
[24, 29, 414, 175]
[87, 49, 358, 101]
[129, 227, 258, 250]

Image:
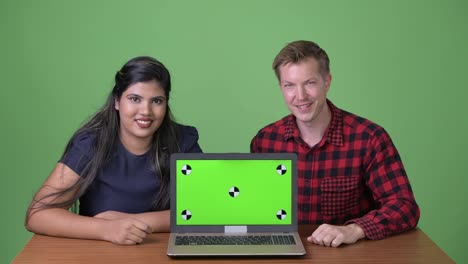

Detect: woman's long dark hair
[26, 56, 179, 222]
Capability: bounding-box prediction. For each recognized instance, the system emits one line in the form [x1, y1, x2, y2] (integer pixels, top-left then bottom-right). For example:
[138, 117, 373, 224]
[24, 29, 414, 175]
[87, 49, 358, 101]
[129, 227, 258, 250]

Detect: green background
[176, 160, 292, 225]
[1, 0, 466, 262]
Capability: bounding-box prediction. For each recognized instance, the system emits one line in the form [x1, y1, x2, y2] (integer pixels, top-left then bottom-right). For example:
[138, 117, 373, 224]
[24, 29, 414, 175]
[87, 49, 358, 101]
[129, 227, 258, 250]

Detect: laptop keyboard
[175, 235, 296, 246]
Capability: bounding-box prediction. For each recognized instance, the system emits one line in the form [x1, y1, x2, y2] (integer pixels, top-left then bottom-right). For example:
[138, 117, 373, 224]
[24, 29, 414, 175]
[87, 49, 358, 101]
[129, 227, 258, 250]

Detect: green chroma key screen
[176, 159, 292, 225]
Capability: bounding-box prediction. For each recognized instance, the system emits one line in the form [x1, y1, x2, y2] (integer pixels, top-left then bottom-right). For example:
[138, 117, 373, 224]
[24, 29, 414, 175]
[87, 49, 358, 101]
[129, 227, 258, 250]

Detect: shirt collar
[325, 100, 344, 146]
[283, 99, 344, 146]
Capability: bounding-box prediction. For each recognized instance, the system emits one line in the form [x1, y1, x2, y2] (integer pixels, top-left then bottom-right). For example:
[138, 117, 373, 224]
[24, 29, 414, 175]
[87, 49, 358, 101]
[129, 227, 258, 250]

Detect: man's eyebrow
[303, 78, 317, 83]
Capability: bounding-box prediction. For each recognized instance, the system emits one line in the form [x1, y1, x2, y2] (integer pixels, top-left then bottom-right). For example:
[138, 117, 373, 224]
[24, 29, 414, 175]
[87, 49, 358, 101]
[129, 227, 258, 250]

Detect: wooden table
[13, 225, 454, 263]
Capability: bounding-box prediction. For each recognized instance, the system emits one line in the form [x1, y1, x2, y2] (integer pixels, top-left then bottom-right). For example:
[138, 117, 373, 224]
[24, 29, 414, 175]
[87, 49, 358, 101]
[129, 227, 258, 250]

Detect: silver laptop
[167, 153, 306, 257]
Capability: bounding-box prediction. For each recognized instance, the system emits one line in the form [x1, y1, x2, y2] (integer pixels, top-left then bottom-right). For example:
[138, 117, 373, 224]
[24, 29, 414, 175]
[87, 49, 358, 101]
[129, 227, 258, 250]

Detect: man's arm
[346, 128, 420, 240]
[308, 128, 419, 247]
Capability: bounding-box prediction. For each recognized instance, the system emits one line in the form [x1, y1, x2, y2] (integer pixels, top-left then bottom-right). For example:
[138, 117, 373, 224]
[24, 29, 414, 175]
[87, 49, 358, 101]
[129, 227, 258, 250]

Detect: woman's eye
[129, 97, 140, 102]
[153, 98, 162, 104]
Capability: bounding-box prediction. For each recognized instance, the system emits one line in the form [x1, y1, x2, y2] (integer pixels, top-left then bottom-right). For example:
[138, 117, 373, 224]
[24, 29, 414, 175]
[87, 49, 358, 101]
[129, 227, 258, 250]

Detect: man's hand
[307, 223, 365, 247]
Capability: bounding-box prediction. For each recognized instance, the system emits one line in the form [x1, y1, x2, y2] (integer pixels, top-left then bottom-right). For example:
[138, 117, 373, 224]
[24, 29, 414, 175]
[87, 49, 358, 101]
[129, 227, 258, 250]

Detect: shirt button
[306, 154, 313, 161]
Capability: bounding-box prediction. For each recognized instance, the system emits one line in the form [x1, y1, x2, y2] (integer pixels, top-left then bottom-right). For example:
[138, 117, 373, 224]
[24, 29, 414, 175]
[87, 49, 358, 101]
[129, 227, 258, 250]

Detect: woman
[25, 56, 202, 245]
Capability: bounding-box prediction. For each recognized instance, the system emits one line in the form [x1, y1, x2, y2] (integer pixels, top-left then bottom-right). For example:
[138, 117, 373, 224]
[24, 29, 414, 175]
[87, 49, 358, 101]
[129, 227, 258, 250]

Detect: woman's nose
[140, 102, 151, 114]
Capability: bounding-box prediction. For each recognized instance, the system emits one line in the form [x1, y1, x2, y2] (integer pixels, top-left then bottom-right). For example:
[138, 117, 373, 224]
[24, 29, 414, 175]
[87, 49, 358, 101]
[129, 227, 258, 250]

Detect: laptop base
[167, 232, 306, 257]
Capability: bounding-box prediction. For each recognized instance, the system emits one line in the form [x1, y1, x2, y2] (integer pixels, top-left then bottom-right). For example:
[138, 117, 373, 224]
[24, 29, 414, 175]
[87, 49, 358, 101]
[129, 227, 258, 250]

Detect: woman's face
[115, 79, 167, 150]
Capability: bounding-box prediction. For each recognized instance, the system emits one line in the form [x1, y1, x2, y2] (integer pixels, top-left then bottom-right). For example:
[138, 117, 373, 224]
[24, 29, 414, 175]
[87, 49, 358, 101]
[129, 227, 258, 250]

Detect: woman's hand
[99, 217, 152, 245]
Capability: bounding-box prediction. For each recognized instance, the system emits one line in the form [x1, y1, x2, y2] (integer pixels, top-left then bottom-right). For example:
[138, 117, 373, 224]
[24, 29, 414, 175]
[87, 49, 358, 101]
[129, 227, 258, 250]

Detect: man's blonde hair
[272, 40, 330, 80]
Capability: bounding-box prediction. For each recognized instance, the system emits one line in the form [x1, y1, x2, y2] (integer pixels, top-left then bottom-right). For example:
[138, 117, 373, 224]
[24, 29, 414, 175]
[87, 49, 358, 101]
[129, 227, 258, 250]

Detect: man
[250, 40, 420, 247]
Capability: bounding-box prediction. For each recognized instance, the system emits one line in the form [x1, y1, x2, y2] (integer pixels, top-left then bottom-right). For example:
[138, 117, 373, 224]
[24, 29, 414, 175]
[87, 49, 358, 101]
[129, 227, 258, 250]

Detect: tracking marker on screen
[181, 164, 192, 175]
[276, 164, 287, 175]
[229, 186, 240, 197]
[181, 210, 192, 220]
[276, 209, 287, 220]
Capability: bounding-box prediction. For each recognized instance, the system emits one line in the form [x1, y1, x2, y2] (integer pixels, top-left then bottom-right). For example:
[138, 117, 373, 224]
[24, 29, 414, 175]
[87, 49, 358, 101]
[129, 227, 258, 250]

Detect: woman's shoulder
[60, 131, 98, 175]
[175, 124, 202, 153]
[67, 131, 98, 157]
[176, 124, 199, 143]
[177, 124, 199, 136]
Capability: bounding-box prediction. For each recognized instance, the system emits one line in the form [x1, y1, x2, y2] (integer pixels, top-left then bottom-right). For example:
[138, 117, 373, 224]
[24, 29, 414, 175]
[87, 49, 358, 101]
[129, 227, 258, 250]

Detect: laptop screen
[171, 153, 296, 226]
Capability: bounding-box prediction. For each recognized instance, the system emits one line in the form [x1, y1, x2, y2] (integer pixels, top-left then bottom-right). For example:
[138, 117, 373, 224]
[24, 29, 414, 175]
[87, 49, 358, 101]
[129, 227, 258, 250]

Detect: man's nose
[297, 86, 306, 100]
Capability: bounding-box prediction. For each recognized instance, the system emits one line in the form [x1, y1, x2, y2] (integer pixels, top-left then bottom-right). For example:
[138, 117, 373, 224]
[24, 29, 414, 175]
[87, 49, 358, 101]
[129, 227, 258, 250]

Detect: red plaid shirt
[250, 100, 420, 240]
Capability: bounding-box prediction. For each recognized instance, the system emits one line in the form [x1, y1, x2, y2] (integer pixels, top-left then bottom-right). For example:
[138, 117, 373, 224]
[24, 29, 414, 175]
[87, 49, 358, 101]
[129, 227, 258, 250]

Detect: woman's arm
[25, 163, 151, 244]
[94, 210, 170, 232]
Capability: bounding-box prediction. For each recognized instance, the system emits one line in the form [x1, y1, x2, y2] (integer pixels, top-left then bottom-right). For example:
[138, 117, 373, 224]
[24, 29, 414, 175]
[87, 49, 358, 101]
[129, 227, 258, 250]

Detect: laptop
[167, 153, 306, 257]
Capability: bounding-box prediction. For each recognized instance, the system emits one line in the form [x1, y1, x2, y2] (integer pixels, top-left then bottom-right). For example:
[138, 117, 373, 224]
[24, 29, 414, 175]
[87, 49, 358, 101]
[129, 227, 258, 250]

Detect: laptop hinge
[224, 226, 247, 233]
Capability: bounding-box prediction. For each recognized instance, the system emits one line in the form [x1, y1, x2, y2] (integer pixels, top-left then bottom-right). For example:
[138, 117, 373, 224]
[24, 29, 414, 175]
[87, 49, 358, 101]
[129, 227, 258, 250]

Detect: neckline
[118, 138, 150, 158]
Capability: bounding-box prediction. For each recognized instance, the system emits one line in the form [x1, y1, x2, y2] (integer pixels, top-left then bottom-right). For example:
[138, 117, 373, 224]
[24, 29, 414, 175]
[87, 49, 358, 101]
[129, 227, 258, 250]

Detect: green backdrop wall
[1, 0, 466, 263]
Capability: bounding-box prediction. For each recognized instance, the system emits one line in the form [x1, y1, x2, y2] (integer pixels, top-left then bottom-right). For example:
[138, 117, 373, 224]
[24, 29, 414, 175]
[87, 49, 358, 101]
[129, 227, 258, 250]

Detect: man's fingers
[322, 224, 363, 246]
[331, 238, 341, 248]
[309, 224, 349, 247]
[322, 233, 335, 247]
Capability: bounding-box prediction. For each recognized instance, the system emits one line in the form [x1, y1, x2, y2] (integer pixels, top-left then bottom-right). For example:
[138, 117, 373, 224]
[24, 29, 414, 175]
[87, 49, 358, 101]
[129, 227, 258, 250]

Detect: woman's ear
[114, 97, 120, 110]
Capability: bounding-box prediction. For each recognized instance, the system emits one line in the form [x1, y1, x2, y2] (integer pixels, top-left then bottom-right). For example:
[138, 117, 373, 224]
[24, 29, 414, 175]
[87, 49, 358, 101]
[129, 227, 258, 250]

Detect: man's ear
[325, 74, 332, 92]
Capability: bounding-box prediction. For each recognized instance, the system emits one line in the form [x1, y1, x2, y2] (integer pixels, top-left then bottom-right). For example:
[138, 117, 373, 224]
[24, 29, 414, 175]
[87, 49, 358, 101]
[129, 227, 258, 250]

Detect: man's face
[278, 57, 331, 127]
